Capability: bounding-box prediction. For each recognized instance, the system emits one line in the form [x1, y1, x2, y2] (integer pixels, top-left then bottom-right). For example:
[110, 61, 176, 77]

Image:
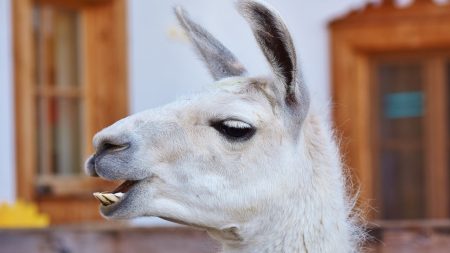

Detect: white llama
[85, 1, 361, 252]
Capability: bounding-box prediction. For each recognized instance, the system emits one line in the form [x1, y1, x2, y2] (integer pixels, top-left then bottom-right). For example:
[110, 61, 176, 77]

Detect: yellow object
[0, 201, 49, 228]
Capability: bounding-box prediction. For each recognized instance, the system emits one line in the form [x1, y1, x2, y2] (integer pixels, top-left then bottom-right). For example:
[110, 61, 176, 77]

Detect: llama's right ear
[175, 6, 247, 80]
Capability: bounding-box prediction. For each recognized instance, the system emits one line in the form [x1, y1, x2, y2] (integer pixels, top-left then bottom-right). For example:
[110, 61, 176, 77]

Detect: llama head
[86, 0, 310, 241]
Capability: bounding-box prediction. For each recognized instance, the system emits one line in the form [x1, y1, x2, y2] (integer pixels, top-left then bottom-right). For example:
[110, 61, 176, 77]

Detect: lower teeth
[93, 192, 124, 206]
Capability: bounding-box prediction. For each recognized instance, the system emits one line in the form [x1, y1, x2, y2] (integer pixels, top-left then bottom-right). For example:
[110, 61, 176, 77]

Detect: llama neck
[218, 114, 357, 253]
[219, 193, 354, 253]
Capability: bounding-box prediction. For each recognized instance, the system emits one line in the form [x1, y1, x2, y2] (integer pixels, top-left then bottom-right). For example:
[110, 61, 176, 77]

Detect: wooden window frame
[13, 0, 128, 223]
[329, 1, 450, 220]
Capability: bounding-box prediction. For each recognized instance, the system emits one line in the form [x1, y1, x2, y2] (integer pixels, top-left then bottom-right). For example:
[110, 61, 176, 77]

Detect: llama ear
[236, 0, 309, 111]
[175, 6, 247, 80]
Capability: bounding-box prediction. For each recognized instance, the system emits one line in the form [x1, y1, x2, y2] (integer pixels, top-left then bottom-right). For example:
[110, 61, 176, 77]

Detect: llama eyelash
[221, 120, 252, 129]
[210, 119, 256, 141]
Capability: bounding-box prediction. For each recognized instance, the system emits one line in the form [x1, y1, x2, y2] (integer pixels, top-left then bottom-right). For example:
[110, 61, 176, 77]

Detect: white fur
[87, 84, 360, 252]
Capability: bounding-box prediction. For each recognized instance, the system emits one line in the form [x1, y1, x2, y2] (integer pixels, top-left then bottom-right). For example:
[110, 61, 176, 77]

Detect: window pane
[54, 97, 83, 175]
[37, 97, 83, 175]
[36, 97, 52, 175]
[34, 5, 84, 177]
[54, 8, 80, 87]
[34, 6, 80, 87]
[376, 62, 426, 219]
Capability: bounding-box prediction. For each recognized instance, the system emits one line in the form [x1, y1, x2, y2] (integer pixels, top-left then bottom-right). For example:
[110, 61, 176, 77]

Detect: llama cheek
[156, 150, 183, 165]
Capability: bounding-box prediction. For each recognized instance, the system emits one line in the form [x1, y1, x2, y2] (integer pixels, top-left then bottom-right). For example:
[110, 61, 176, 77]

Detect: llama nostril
[98, 141, 130, 154]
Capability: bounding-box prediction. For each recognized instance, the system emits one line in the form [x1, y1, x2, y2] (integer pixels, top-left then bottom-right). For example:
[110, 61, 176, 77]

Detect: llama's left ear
[237, 0, 309, 114]
[175, 6, 247, 80]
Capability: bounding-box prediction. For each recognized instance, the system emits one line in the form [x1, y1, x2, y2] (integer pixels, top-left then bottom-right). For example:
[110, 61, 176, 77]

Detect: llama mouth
[93, 180, 138, 206]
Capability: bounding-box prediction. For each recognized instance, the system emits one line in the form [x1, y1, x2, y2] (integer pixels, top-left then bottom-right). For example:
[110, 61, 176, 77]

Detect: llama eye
[211, 120, 256, 141]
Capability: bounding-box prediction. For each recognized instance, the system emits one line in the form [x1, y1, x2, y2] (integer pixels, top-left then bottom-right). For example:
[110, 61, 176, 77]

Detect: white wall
[0, 0, 15, 203]
[128, 0, 370, 114]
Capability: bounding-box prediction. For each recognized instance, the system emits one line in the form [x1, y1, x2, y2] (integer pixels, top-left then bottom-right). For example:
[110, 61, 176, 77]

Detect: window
[34, 6, 84, 179]
[14, 0, 128, 224]
[375, 60, 426, 219]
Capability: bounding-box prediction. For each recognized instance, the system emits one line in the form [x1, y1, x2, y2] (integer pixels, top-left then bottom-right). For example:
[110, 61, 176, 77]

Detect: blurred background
[0, 0, 449, 252]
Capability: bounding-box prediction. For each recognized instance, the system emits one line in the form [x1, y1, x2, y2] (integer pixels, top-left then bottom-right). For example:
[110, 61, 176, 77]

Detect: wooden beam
[14, 0, 36, 201]
[36, 175, 119, 196]
[83, 0, 128, 154]
[425, 57, 449, 218]
[35, 0, 112, 10]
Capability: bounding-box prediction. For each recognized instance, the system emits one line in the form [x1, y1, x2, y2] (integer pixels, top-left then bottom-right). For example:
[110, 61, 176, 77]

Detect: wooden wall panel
[0, 227, 219, 253]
